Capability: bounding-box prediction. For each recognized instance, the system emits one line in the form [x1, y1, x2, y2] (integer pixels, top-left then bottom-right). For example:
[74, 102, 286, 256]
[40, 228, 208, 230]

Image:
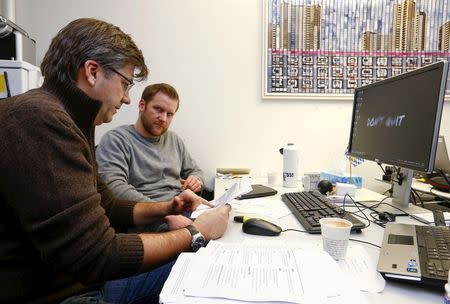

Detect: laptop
[435, 136, 450, 174]
[377, 222, 450, 287]
[237, 184, 277, 200]
[428, 136, 450, 191]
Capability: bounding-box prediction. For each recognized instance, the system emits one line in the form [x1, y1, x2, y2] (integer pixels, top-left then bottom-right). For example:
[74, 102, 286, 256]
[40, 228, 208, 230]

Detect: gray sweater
[96, 125, 204, 202]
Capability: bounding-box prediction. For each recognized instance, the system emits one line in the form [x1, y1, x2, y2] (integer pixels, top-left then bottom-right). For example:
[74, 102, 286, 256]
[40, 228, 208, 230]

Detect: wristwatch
[185, 225, 206, 252]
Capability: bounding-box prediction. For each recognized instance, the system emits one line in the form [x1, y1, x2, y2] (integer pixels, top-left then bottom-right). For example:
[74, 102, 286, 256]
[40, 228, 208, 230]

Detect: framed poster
[262, 0, 450, 100]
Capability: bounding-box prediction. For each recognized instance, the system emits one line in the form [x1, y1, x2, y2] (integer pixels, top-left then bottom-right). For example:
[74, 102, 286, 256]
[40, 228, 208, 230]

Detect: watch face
[192, 233, 206, 251]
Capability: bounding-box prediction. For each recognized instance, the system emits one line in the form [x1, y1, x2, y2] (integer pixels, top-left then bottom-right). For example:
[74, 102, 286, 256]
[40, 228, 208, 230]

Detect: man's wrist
[165, 199, 176, 215]
[185, 225, 206, 251]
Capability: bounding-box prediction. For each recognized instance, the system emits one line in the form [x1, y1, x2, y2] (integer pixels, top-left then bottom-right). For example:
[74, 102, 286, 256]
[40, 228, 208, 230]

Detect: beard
[141, 114, 169, 137]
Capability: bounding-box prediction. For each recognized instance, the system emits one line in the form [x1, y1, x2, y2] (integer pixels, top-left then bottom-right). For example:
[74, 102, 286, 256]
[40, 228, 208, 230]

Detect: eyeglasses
[109, 67, 135, 96]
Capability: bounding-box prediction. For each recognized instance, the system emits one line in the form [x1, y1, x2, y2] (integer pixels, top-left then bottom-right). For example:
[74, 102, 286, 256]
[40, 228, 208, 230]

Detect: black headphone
[317, 180, 333, 195]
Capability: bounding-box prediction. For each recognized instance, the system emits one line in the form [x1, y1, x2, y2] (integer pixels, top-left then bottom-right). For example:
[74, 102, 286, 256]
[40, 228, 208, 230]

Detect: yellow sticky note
[0, 73, 5, 93]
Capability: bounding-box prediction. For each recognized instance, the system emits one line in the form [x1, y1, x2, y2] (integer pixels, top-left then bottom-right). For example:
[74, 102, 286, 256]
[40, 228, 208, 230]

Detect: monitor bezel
[347, 61, 448, 173]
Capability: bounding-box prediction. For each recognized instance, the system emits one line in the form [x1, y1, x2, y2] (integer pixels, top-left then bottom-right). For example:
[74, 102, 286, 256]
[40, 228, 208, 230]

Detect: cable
[411, 188, 424, 207]
[394, 166, 404, 185]
[282, 228, 308, 233]
[410, 189, 417, 205]
[342, 194, 372, 229]
[282, 229, 381, 248]
[377, 162, 387, 175]
[349, 238, 381, 248]
[437, 168, 450, 186]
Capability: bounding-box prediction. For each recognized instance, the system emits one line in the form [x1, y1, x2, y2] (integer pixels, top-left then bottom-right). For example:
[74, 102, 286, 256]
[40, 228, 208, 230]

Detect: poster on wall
[262, 0, 450, 100]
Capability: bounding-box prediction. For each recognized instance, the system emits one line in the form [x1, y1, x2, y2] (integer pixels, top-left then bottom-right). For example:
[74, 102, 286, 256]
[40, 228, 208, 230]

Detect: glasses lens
[125, 83, 134, 96]
[110, 67, 134, 96]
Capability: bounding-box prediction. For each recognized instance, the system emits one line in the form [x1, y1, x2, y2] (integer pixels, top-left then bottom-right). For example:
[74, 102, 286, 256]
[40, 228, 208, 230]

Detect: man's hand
[180, 175, 203, 193]
[170, 189, 213, 215]
[193, 204, 232, 241]
[164, 215, 193, 230]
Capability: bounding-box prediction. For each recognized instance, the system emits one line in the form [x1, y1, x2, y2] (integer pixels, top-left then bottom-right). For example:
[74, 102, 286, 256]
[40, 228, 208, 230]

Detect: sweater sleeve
[1, 100, 143, 284]
[96, 175, 136, 228]
[96, 129, 152, 202]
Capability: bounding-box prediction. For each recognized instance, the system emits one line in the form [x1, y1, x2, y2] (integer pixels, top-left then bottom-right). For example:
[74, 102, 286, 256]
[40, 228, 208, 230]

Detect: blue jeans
[61, 261, 174, 304]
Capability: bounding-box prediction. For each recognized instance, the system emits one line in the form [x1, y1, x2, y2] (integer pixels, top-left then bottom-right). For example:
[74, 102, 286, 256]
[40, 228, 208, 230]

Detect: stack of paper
[160, 241, 375, 304]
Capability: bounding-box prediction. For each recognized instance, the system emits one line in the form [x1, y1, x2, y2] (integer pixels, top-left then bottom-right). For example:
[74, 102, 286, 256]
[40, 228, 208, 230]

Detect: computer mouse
[242, 218, 282, 236]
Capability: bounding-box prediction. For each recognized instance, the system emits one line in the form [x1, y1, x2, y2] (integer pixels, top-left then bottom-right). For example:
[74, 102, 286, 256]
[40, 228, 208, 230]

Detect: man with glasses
[0, 18, 231, 304]
[96, 83, 204, 231]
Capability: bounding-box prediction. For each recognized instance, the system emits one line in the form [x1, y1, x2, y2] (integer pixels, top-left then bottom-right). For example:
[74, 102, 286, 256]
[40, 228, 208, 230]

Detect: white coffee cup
[319, 218, 353, 260]
[267, 171, 277, 185]
[302, 172, 320, 191]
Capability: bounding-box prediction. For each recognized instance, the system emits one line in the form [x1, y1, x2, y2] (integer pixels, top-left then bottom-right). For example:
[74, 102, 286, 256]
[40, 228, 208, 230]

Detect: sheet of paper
[183, 241, 304, 303]
[337, 245, 386, 293]
[213, 177, 253, 207]
[190, 178, 253, 219]
[410, 212, 450, 224]
[231, 197, 292, 219]
[159, 252, 195, 304]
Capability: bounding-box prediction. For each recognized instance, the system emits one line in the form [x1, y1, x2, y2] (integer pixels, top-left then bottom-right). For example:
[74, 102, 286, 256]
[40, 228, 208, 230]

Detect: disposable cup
[267, 171, 278, 185]
[319, 218, 353, 260]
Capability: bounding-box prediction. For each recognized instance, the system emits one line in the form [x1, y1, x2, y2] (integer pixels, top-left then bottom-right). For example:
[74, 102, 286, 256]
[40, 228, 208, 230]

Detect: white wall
[15, 0, 450, 191]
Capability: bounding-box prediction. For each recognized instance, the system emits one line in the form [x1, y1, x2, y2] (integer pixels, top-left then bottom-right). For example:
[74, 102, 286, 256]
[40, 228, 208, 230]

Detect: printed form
[161, 241, 348, 304]
[184, 242, 304, 303]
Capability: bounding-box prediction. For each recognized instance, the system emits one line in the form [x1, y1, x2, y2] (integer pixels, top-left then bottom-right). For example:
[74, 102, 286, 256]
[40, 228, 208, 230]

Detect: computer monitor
[347, 61, 449, 214]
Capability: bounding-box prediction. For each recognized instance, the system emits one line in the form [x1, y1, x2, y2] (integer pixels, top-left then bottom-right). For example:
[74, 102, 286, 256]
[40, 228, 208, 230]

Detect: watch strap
[185, 225, 206, 251]
[186, 225, 199, 236]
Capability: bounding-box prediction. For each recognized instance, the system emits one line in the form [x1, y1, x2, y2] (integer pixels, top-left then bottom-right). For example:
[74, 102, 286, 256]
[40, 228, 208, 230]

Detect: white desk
[214, 177, 442, 304]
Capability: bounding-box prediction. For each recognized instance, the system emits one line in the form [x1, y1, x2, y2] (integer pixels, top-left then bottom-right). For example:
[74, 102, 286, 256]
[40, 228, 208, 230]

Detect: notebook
[237, 184, 277, 200]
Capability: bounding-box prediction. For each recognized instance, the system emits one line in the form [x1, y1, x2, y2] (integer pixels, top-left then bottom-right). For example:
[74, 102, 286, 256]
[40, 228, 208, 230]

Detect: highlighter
[233, 215, 251, 223]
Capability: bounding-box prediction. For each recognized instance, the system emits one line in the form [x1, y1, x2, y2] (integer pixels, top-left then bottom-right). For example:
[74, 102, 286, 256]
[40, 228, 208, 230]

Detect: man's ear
[138, 99, 146, 112]
[83, 60, 101, 86]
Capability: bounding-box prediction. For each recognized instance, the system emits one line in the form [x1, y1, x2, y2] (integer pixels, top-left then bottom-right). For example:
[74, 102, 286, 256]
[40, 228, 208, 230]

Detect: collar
[41, 81, 102, 135]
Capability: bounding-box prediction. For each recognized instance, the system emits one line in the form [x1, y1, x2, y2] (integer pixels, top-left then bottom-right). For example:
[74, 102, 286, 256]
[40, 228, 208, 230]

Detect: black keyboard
[281, 191, 366, 234]
[416, 225, 450, 283]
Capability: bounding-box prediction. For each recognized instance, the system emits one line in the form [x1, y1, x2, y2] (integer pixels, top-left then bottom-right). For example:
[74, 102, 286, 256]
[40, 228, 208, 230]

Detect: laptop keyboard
[417, 225, 450, 282]
[281, 191, 366, 234]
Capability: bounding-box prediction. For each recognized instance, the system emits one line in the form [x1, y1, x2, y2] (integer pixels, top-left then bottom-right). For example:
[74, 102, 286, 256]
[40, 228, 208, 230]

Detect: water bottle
[279, 143, 298, 188]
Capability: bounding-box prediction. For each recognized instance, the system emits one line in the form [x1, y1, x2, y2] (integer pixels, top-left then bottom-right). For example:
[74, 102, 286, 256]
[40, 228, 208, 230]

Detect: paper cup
[267, 171, 278, 185]
[319, 218, 353, 260]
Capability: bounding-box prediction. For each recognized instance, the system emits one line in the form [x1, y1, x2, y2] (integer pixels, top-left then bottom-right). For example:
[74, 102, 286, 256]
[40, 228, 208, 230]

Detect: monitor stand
[359, 168, 418, 216]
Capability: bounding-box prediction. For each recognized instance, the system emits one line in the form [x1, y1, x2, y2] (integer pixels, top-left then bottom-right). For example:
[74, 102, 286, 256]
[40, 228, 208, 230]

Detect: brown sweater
[0, 82, 144, 302]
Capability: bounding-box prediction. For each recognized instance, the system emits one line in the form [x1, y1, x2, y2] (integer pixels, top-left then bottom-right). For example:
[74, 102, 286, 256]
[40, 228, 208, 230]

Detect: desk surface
[214, 177, 442, 304]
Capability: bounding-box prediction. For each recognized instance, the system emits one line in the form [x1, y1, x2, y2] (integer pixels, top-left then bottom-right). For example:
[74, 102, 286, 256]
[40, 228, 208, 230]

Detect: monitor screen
[348, 61, 448, 173]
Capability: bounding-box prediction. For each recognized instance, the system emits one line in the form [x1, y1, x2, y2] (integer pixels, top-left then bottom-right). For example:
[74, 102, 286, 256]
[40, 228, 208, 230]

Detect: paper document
[232, 197, 292, 219]
[160, 240, 361, 304]
[337, 245, 385, 293]
[213, 176, 252, 207]
[191, 177, 252, 218]
[410, 212, 450, 224]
